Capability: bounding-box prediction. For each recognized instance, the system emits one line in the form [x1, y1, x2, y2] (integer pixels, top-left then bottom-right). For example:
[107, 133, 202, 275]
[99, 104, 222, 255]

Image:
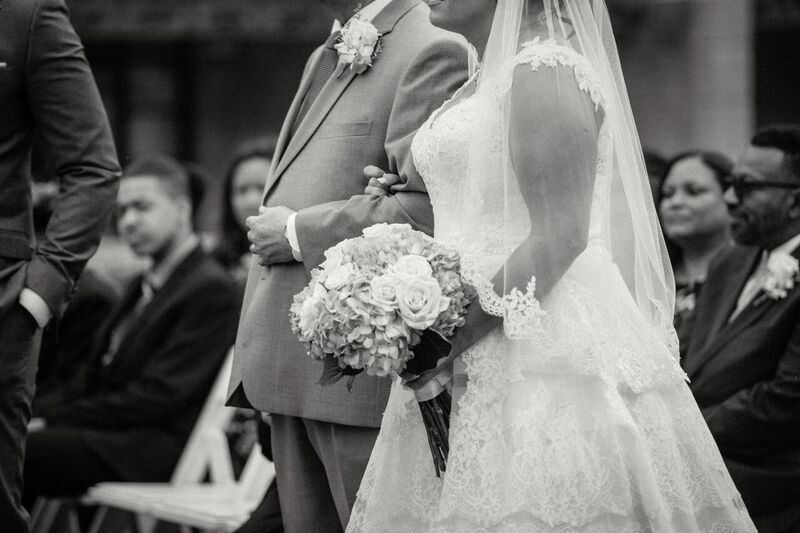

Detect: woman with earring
[659, 151, 733, 350]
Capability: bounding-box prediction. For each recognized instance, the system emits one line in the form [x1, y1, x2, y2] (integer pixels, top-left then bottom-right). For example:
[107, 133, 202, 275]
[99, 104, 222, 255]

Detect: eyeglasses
[720, 175, 800, 197]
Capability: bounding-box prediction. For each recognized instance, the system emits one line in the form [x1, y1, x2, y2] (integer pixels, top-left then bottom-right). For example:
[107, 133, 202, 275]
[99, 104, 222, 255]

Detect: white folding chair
[31, 348, 272, 533]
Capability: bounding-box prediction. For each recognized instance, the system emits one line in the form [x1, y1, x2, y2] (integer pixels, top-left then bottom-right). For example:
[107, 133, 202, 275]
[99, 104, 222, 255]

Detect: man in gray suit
[227, 0, 467, 531]
[0, 0, 120, 530]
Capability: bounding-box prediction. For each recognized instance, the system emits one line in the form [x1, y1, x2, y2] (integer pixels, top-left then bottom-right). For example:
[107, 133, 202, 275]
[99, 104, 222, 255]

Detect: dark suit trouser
[0, 303, 41, 533]
[22, 426, 122, 510]
[234, 479, 283, 533]
[270, 414, 379, 533]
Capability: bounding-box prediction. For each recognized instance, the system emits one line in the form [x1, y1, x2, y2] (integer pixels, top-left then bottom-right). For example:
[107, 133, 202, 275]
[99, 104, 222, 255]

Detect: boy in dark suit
[0, 0, 120, 529]
[683, 125, 800, 532]
[23, 155, 239, 509]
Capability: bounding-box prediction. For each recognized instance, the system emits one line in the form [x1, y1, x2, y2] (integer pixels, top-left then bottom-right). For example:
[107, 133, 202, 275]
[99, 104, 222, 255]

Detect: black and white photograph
[1, 0, 800, 532]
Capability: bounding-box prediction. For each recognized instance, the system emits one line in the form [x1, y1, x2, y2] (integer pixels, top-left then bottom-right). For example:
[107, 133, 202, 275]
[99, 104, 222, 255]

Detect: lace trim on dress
[463, 268, 546, 340]
[515, 38, 607, 110]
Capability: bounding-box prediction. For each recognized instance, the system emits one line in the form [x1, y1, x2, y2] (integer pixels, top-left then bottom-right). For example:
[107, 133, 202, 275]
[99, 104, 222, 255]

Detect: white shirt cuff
[285, 212, 303, 262]
[18, 288, 52, 328]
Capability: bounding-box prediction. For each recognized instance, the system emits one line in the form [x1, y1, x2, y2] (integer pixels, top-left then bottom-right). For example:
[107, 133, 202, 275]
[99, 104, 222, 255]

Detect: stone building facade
[63, 0, 799, 228]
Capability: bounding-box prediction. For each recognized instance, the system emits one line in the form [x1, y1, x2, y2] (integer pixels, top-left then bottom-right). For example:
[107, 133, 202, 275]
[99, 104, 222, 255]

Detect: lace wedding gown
[347, 40, 756, 533]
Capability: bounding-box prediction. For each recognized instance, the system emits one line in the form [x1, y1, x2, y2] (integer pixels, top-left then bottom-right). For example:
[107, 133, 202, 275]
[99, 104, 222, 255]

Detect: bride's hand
[364, 165, 402, 196]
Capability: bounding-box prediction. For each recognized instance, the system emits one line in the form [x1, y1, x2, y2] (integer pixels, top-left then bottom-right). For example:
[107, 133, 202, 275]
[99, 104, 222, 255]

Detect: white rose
[346, 18, 380, 48]
[370, 274, 403, 311]
[391, 254, 433, 279]
[298, 283, 327, 332]
[362, 223, 412, 239]
[320, 245, 344, 270]
[358, 45, 375, 62]
[767, 251, 799, 282]
[324, 263, 355, 290]
[396, 277, 450, 330]
[362, 223, 391, 239]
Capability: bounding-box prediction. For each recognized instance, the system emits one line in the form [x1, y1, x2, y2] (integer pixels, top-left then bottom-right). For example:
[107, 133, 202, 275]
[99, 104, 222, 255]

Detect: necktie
[290, 31, 341, 137]
[102, 277, 155, 366]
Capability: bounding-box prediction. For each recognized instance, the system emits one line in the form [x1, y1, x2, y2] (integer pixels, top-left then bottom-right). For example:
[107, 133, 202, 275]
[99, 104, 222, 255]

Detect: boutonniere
[759, 251, 799, 302]
[674, 290, 696, 316]
[333, 14, 383, 78]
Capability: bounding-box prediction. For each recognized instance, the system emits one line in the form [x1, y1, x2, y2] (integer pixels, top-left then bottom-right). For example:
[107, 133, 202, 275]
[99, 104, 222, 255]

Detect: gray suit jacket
[229, 0, 468, 427]
[0, 0, 120, 317]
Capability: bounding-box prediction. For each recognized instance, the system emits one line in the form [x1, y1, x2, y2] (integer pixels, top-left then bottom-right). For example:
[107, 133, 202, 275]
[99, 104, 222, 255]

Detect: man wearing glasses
[683, 125, 800, 533]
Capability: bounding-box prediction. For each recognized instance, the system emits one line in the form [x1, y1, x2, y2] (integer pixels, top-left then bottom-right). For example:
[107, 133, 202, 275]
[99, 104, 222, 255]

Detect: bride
[349, 0, 756, 531]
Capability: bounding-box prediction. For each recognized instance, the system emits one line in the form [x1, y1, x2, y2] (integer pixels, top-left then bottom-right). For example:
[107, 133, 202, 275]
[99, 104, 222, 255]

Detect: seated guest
[658, 150, 733, 349]
[212, 139, 273, 286]
[23, 154, 240, 505]
[682, 125, 800, 533]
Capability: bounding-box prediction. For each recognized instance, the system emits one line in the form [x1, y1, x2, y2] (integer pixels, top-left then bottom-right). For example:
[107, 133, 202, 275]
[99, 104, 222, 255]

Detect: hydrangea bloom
[290, 223, 474, 378]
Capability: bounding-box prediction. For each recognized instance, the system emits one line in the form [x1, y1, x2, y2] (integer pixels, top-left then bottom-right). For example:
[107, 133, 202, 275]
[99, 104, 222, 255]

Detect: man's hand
[28, 418, 46, 432]
[246, 205, 296, 267]
[364, 165, 403, 196]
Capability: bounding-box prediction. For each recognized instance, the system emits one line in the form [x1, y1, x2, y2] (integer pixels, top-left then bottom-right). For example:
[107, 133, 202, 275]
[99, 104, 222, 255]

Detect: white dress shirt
[730, 232, 800, 321]
[284, 0, 393, 262]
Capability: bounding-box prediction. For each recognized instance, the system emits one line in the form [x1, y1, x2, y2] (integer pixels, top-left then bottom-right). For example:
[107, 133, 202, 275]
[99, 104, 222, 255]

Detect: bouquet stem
[417, 390, 451, 478]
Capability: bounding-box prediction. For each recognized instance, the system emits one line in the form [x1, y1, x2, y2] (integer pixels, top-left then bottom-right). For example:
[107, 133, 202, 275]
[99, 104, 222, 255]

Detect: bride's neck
[464, 12, 495, 61]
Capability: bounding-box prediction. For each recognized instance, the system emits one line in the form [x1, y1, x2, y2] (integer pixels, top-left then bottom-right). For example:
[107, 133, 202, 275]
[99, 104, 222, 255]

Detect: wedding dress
[347, 2, 756, 531]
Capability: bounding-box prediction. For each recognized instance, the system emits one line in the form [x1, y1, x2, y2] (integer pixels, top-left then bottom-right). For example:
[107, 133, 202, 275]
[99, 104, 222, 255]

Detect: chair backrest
[169, 348, 237, 484]
[235, 443, 275, 509]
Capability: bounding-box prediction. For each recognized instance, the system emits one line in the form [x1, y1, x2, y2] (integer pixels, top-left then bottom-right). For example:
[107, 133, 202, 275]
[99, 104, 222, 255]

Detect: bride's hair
[527, 0, 566, 13]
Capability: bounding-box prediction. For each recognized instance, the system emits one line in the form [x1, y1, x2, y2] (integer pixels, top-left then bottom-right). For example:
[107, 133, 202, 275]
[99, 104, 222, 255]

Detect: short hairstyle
[123, 153, 191, 200]
[661, 150, 733, 188]
[751, 124, 800, 181]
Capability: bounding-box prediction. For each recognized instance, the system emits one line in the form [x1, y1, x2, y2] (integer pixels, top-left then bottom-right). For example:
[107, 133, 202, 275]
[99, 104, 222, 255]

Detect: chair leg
[66, 504, 83, 533]
[30, 498, 63, 533]
[85, 505, 109, 533]
[135, 512, 157, 533]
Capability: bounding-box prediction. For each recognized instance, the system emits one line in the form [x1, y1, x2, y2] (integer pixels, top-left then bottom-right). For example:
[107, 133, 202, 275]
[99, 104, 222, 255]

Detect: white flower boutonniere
[674, 290, 696, 316]
[762, 251, 800, 300]
[333, 15, 383, 78]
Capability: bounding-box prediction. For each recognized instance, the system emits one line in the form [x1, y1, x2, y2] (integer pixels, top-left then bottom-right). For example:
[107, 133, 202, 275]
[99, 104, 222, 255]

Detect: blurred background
[61, 0, 799, 233]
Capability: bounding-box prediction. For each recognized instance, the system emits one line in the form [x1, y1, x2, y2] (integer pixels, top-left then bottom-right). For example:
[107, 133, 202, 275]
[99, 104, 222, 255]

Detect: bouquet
[290, 223, 475, 475]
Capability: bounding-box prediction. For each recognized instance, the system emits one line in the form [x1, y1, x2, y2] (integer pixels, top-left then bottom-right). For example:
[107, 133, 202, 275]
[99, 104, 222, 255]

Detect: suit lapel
[265, 65, 359, 198]
[684, 247, 759, 377]
[709, 248, 761, 341]
[262, 47, 325, 200]
[264, 0, 420, 199]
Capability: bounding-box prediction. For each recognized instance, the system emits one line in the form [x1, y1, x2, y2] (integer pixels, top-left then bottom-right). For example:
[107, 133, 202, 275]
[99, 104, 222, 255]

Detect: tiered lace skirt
[347, 247, 756, 533]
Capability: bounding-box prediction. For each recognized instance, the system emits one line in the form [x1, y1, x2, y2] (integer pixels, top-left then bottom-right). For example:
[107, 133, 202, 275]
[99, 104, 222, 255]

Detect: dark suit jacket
[683, 245, 800, 520]
[37, 247, 240, 481]
[0, 0, 119, 316]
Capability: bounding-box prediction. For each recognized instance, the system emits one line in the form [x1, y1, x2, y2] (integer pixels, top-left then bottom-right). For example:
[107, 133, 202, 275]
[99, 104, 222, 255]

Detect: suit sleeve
[44, 278, 239, 428]
[23, 0, 121, 316]
[293, 38, 468, 271]
[702, 318, 800, 457]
